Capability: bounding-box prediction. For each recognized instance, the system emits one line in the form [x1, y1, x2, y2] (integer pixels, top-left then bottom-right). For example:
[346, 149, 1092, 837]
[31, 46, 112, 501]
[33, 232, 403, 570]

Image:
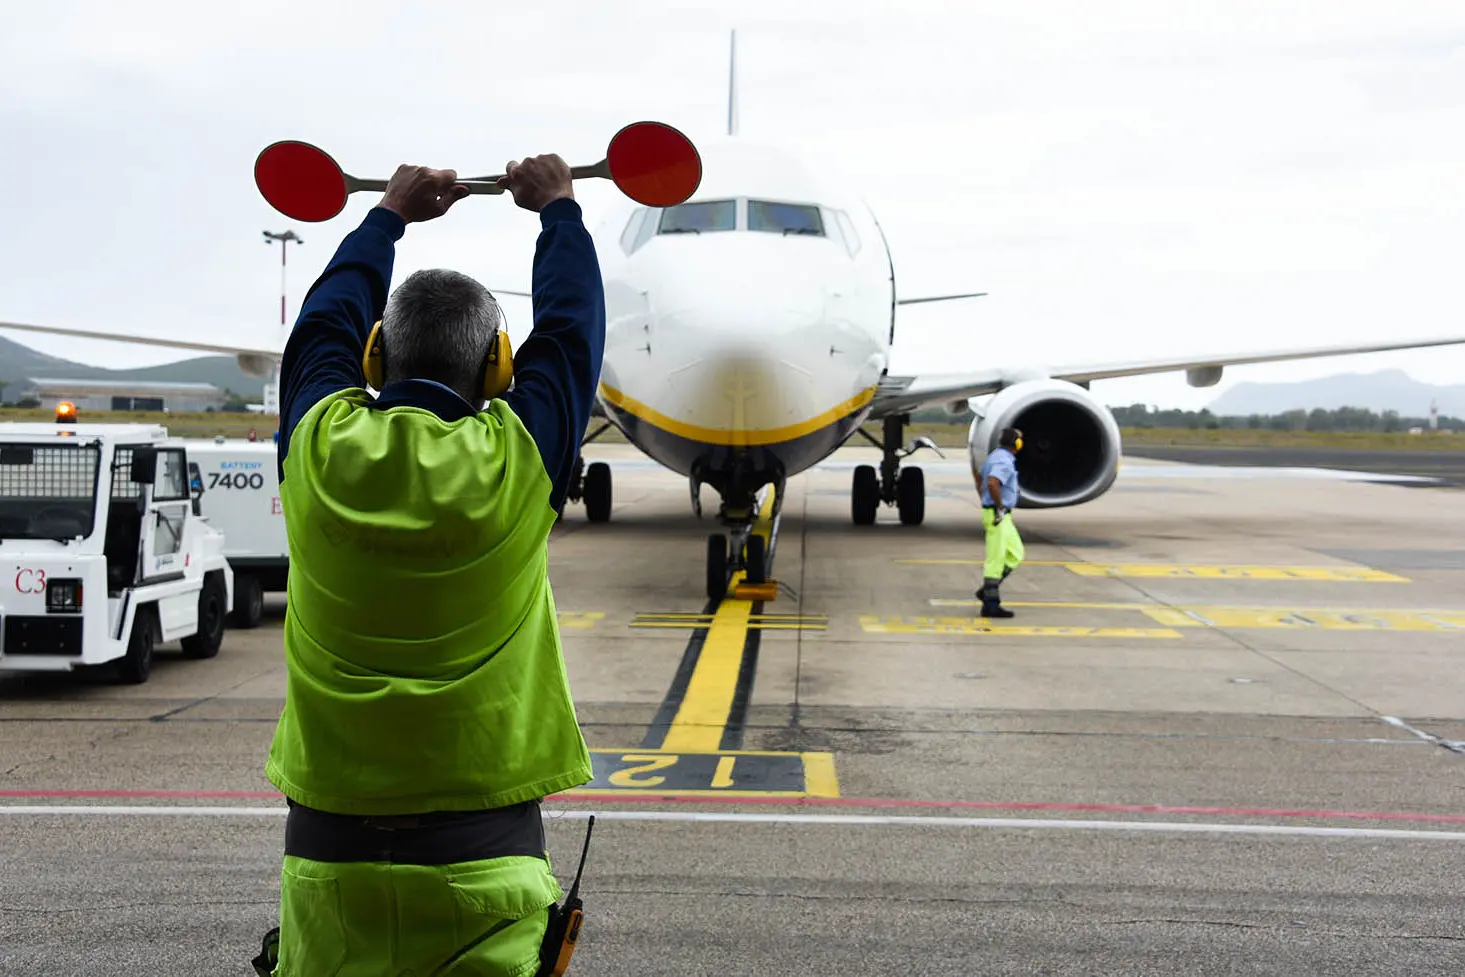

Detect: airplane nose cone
[600, 236, 874, 444]
[649, 239, 832, 342]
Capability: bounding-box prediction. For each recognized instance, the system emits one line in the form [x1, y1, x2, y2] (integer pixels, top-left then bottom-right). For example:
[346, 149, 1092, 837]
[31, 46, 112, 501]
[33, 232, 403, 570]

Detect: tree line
[911, 404, 1462, 432]
[1107, 404, 1462, 433]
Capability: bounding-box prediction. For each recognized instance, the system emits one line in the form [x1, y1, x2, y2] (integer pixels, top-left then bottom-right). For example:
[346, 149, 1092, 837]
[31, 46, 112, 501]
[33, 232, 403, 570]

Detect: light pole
[262, 229, 303, 329]
[262, 230, 302, 417]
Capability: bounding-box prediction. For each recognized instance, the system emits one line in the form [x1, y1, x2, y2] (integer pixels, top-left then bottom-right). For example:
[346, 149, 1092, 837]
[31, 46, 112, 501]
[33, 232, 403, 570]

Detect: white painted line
[4, 805, 1465, 841]
[1380, 716, 1465, 755]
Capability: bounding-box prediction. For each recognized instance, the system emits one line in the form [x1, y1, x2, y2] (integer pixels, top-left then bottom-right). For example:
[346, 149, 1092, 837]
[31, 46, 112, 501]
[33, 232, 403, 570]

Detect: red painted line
[0, 789, 279, 799]
[3, 787, 1465, 825]
[554, 792, 1465, 825]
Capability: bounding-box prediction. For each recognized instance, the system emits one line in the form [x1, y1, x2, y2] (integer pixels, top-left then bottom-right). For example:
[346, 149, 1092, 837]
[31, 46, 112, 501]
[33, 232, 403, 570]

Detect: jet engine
[966, 379, 1122, 508]
[236, 353, 277, 378]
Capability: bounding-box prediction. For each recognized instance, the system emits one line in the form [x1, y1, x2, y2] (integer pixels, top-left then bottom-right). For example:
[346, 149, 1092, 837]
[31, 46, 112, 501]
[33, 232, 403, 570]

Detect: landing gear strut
[563, 423, 613, 522]
[851, 413, 943, 526]
[703, 476, 781, 601]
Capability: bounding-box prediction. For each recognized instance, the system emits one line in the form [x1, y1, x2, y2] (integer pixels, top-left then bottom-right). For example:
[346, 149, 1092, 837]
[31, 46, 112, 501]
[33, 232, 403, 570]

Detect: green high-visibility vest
[265, 391, 592, 815]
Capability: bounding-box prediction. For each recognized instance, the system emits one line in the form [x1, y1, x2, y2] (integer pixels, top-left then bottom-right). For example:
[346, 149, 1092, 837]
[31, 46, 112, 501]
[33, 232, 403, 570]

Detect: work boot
[251, 927, 279, 977]
[979, 578, 1014, 618]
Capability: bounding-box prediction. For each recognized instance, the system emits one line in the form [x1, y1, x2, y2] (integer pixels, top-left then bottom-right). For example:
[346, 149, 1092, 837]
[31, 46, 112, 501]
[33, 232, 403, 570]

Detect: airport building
[18, 377, 225, 413]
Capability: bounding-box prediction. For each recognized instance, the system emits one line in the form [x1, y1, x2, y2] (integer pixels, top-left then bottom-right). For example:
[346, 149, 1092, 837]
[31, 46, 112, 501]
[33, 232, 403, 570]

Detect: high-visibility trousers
[272, 853, 561, 976]
[982, 508, 1025, 581]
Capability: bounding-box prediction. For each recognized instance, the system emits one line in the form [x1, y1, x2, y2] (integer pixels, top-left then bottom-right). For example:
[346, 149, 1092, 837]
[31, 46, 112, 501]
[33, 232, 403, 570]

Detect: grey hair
[379, 269, 502, 403]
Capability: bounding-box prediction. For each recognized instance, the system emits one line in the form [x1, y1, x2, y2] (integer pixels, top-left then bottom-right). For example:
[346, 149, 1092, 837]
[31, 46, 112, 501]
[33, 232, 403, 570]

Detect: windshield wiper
[782, 227, 819, 236]
[660, 227, 702, 235]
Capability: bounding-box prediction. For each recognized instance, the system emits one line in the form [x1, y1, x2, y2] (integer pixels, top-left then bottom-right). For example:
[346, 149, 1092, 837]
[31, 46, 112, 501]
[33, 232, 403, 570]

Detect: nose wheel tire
[744, 533, 766, 584]
[897, 466, 925, 526]
[851, 465, 879, 525]
[706, 534, 729, 601]
[584, 462, 612, 523]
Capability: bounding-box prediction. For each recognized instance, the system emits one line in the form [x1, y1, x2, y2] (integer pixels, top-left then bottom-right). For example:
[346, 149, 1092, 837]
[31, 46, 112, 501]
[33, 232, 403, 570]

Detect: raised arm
[275, 166, 470, 481]
[499, 156, 607, 512]
[275, 207, 401, 479]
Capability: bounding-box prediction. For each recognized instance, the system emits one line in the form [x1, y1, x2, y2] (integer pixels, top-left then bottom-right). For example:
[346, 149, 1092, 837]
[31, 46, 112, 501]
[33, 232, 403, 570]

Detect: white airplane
[5, 32, 1465, 602]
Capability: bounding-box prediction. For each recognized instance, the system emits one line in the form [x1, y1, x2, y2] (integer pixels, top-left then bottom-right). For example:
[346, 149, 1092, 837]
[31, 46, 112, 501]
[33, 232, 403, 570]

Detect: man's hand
[378, 165, 469, 223]
[495, 154, 574, 213]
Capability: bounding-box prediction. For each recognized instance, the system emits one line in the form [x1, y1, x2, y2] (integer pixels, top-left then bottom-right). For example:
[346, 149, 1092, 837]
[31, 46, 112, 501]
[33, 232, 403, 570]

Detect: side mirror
[188, 462, 204, 516]
[130, 447, 158, 485]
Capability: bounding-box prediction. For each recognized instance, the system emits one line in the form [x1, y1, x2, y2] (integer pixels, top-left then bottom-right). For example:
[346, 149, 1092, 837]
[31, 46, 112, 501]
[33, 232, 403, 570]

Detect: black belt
[284, 799, 547, 865]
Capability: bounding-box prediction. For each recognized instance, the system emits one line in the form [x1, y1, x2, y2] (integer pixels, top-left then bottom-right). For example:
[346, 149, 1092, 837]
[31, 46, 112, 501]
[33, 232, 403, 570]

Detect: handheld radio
[538, 814, 595, 977]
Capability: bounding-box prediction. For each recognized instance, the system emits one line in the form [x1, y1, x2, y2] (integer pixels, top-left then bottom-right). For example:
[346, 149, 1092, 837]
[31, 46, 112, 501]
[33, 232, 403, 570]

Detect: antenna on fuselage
[727, 29, 739, 136]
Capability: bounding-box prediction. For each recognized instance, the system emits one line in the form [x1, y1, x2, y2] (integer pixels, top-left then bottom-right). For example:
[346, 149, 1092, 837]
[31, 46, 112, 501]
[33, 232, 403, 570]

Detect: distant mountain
[0, 335, 265, 400]
[1206, 369, 1465, 418]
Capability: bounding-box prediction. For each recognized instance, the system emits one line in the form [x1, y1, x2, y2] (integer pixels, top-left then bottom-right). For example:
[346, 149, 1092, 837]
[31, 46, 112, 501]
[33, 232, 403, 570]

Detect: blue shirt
[979, 447, 1020, 509]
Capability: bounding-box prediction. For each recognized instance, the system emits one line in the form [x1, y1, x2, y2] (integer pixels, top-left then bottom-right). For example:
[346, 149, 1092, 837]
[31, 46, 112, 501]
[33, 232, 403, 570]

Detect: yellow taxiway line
[660, 488, 780, 753]
[898, 560, 1410, 582]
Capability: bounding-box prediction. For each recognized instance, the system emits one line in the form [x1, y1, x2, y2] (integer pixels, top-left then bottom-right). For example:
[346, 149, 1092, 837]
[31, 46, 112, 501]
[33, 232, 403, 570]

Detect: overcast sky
[3, 0, 1463, 411]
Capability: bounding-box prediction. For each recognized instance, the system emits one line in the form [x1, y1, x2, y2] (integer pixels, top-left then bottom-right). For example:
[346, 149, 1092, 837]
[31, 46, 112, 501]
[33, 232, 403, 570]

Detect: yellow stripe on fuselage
[597, 382, 876, 447]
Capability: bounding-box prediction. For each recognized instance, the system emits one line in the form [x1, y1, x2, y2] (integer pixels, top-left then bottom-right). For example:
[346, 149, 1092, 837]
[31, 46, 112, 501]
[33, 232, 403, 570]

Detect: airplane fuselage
[588, 137, 894, 504]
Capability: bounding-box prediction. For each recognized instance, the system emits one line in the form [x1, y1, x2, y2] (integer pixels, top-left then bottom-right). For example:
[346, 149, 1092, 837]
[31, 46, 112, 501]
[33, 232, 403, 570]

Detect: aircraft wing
[869, 334, 1465, 418]
[0, 320, 280, 360]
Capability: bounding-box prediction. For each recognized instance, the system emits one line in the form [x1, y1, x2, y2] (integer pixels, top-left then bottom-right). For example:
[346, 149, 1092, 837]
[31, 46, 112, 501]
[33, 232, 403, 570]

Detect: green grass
[0, 408, 283, 439]
[3, 408, 1457, 453]
[1115, 426, 1464, 451]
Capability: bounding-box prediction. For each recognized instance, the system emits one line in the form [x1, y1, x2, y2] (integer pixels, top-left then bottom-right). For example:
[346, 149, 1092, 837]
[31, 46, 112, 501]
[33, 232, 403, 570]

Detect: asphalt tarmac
[4, 447, 1465, 975]
[1124, 443, 1465, 487]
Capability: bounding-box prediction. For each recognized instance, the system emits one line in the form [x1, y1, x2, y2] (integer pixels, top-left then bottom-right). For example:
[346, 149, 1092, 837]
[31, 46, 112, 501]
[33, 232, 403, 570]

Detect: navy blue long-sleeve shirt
[275, 200, 606, 511]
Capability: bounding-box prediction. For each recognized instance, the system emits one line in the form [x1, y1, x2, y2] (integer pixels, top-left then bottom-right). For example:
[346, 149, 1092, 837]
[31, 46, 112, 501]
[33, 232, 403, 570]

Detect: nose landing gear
[704, 481, 780, 601]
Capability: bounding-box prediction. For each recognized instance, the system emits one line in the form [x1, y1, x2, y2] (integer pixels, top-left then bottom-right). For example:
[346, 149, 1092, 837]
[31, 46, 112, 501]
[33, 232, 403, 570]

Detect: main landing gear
[562, 424, 614, 522]
[851, 413, 943, 526]
[701, 475, 782, 601]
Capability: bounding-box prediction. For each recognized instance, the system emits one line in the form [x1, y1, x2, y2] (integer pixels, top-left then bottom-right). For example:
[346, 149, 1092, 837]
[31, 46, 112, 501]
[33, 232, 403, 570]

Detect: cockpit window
[658, 200, 736, 234]
[748, 200, 824, 236]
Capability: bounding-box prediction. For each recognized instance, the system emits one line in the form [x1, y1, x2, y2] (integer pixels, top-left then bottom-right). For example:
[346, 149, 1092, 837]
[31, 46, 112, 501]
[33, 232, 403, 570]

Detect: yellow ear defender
[362, 321, 514, 401]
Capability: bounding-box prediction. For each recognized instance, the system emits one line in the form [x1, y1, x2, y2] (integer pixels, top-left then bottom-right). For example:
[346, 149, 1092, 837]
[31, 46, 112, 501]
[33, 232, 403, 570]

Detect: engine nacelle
[236, 353, 277, 379]
[967, 378, 1122, 509]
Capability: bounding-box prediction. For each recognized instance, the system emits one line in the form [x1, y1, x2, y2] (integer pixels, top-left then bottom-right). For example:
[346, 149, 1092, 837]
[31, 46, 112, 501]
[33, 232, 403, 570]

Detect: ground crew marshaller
[255, 154, 603, 976]
[977, 426, 1025, 617]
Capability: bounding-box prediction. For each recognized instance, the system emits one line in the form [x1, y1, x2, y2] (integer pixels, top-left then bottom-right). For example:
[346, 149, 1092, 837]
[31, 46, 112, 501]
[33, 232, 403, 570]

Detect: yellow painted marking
[1140, 607, 1465, 632]
[727, 485, 780, 597]
[634, 615, 827, 621]
[711, 756, 737, 788]
[899, 560, 1409, 582]
[556, 612, 604, 630]
[858, 615, 1180, 638]
[660, 600, 754, 752]
[901, 560, 1071, 566]
[930, 599, 1156, 610]
[632, 621, 823, 631]
[1063, 563, 1409, 582]
[605, 754, 679, 788]
[801, 752, 842, 798]
[633, 611, 826, 631]
[929, 599, 1465, 633]
[599, 381, 875, 447]
[573, 749, 838, 797]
